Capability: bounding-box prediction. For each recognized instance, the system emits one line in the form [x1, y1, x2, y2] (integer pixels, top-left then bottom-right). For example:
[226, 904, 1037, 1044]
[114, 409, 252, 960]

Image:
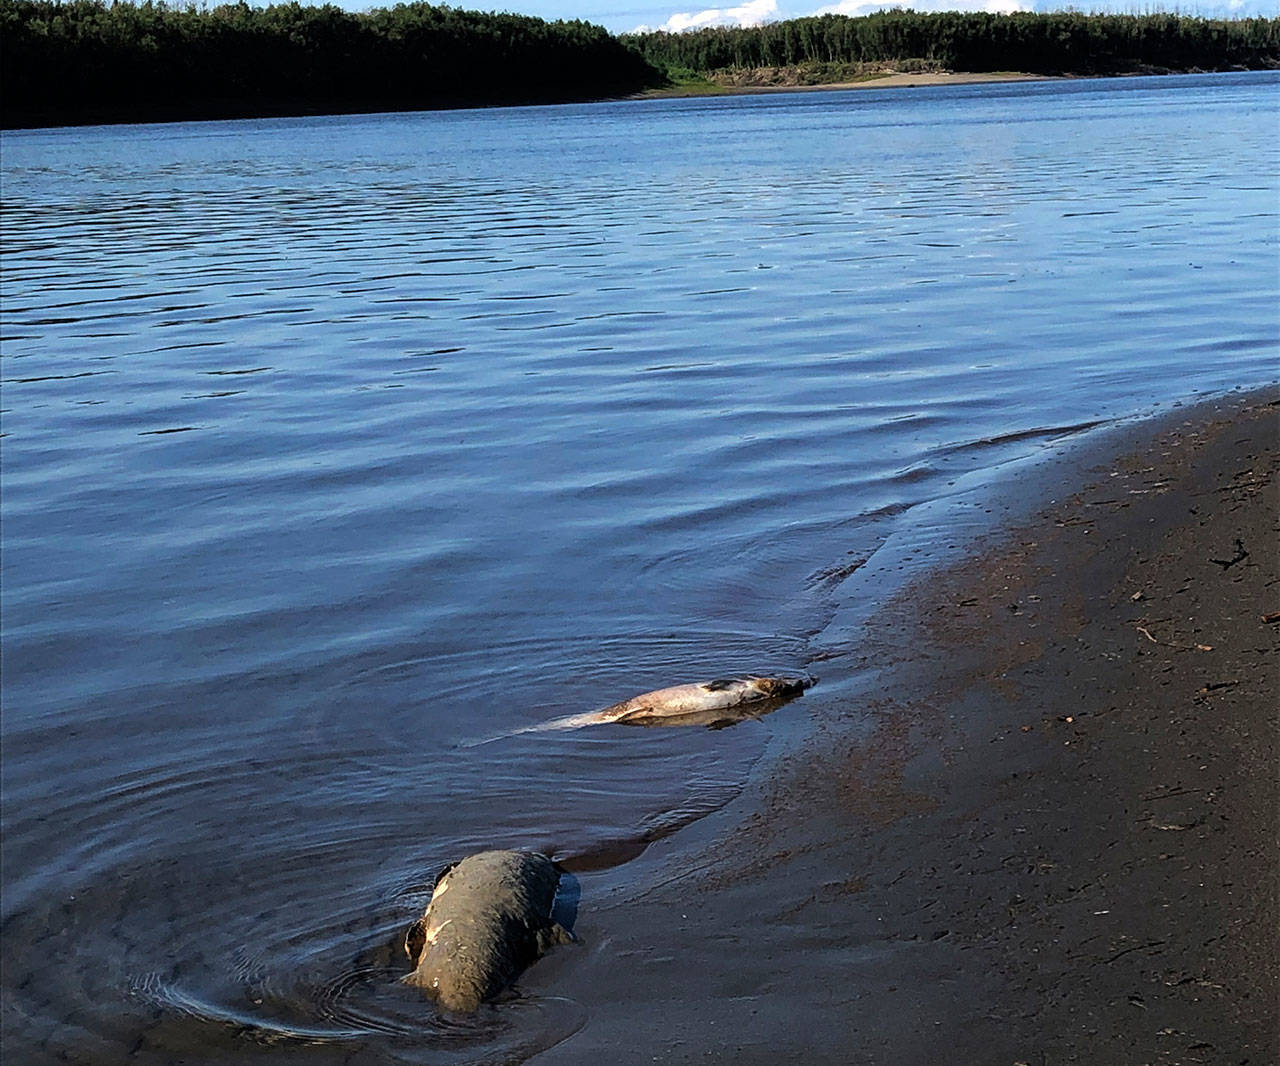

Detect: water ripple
[2, 71, 1278, 1064]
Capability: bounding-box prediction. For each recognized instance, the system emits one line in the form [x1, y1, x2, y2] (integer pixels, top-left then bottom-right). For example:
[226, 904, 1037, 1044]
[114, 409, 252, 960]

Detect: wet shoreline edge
[540, 386, 1279, 1062]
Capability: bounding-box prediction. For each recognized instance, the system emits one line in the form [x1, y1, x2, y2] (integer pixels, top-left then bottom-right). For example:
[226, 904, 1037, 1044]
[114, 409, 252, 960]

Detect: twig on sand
[1209, 538, 1248, 569]
[1135, 622, 1212, 652]
[1198, 680, 1239, 693]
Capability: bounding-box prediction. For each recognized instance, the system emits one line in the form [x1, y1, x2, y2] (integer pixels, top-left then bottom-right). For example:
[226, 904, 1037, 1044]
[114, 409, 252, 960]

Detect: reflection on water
[2, 72, 1278, 1063]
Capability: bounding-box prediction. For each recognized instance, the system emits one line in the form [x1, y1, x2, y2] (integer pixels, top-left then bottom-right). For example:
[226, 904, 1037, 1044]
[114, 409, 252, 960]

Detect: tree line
[1, 0, 663, 127]
[624, 11, 1280, 78]
[3, 4, 1278, 129]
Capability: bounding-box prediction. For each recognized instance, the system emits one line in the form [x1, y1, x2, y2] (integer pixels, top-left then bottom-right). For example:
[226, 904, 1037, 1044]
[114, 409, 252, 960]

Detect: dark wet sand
[536, 392, 1278, 1064]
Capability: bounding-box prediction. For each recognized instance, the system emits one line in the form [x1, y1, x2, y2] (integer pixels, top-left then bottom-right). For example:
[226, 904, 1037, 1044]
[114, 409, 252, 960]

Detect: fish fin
[591, 700, 633, 720]
[405, 917, 428, 967]
[432, 862, 458, 890]
[612, 702, 658, 724]
[538, 922, 576, 951]
[702, 678, 742, 691]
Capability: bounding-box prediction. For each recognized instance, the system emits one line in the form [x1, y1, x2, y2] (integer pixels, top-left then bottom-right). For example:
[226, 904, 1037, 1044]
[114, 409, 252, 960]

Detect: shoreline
[538, 390, 1279, 1062]
[636, 69, 1057, 100]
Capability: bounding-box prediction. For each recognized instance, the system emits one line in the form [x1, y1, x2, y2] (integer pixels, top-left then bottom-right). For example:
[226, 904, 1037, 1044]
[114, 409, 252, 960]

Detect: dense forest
[3, 3, 1279, 129]
[625, 11, 1280, 79]
[0, 0, 663, 127]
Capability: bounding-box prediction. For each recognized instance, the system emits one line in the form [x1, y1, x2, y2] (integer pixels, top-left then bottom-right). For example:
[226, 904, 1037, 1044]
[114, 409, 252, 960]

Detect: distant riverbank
[3, 2, 1277, 129]
[0, 0, 661, 129]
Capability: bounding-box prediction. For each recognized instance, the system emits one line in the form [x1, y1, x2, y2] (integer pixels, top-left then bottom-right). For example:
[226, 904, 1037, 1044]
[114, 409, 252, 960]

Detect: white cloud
[635, 0, 779, 34]
[813, 0, 1033, 14]
[630, 0, 1280, 36]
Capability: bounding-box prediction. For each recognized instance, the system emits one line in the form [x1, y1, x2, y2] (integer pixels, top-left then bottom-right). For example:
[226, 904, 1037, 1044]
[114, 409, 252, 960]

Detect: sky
[323, 0, 1280, 34]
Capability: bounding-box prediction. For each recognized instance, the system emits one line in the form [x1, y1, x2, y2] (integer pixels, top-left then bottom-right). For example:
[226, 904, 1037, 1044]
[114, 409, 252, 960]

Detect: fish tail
[527, 710, 610, 732]
[457, 711, 607, 748]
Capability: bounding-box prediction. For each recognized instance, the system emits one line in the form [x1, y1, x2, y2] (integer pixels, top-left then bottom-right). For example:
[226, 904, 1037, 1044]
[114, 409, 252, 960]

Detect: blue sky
[323, 0, 1280, 34]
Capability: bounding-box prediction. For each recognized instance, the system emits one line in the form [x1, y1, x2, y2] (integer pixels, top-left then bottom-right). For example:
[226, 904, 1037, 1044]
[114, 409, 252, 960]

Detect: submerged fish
[402, 850, 572, 1012]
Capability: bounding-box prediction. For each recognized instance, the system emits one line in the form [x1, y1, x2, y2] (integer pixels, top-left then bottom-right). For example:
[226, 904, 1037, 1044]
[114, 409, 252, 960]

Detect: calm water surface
[2, 72, 1277, 1063]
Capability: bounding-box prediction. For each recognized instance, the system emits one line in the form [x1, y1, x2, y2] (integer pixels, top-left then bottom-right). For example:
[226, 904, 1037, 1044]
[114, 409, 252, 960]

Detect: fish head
[750, 675, 814, 698]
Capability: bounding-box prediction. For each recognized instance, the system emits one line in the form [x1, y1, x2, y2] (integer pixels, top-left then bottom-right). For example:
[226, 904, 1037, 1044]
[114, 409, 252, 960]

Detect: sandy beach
[536, 391, 1278, 1064]
[722, 71, 1053, 93]
[639, 70, 1056, 100]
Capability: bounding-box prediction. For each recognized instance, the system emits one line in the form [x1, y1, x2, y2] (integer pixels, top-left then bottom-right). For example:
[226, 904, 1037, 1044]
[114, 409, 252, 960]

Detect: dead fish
[402, 850, 572, 1012]
[517, 675, 814, 735]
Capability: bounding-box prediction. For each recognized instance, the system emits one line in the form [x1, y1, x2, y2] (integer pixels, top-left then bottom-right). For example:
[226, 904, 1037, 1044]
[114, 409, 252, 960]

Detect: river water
[2, 71, 1276, 1063]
